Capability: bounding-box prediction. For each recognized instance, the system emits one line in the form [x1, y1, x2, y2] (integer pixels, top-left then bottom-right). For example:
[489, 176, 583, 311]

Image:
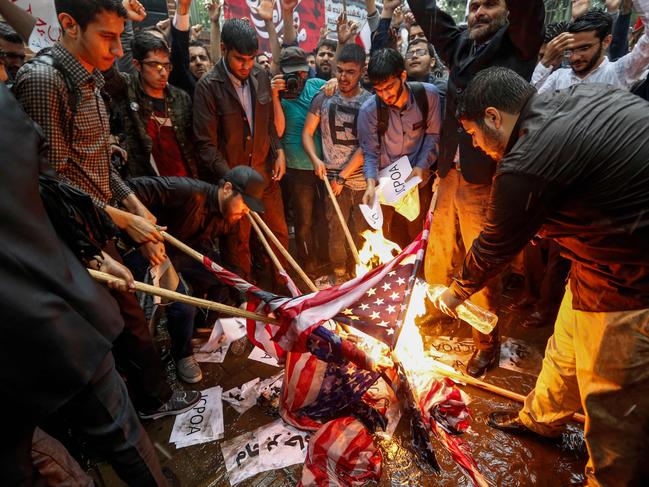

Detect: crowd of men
[1, 0, 648, 484]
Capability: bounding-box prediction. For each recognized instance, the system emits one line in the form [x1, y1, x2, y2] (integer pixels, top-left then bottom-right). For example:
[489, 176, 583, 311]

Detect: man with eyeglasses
[0, 21, 25, 85]
[405, 40, 447, 107]
[535, 5, 649, 93]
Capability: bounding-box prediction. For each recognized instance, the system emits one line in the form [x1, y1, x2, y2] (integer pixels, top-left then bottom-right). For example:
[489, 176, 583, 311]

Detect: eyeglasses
[564, 43, 596, 56]
[405, 48, 428, 59]
[142, 60, 173, 72]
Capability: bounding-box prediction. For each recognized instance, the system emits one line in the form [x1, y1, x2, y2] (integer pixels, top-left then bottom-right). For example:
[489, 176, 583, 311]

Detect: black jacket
[193, 60, 281, 184]
[451, 86, 649, 312]
[0, 83, 123, 419]
[409, 0, 545, 184]
[127, 177, 239, 267]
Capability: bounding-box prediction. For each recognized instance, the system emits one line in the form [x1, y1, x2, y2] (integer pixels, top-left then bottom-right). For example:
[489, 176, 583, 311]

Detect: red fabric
[224, 0, 325, 54]
[146, 114, 189, 177]
[298, 417, 382, 487]
[634, 17, 644, 32]
[419, 377, 488, 487]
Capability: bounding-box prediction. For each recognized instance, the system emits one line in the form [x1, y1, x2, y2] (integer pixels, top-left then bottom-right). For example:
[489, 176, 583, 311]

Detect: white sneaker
[176, 356, 203, 384]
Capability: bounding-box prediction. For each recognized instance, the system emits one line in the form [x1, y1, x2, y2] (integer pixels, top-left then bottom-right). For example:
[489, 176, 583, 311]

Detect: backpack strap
[27, 53, 79, 114]
[376, 82, 429, 149]
[409, 81, 429, 126]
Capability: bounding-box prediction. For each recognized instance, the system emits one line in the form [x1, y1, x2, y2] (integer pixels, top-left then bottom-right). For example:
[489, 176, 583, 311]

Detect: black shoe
[487, 411, 533, 434]
[521, 310, 553, 329]
[138, 390, 202, 420]
[466, 347, 500, 377]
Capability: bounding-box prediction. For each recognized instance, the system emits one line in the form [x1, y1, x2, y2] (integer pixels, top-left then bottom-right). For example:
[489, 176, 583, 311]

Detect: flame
[351, 230, 448, 398]
[355, 230, 402, 278]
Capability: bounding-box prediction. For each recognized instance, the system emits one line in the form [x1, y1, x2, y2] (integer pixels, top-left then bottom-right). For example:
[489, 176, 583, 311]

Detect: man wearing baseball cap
[127, 166, 266, 332]
[272, 46, 329, 278]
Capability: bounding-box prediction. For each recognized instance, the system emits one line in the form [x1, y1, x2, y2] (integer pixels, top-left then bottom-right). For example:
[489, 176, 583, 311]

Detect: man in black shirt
[409, 0, 546, 377]
[433, 67, 649, 486]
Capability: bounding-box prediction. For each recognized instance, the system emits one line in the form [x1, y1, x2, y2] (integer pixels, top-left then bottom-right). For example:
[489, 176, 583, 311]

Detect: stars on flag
[370, 311, 381, 320]
[390, 292, 400, 301]
[382, 282, 392, 291]
[374, 298, 384, 306]
[367, 288, 377, 296]
[386, 305, 396, 314]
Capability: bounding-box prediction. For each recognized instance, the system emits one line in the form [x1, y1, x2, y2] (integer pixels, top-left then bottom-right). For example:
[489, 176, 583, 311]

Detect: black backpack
[375, 81, 429, 146]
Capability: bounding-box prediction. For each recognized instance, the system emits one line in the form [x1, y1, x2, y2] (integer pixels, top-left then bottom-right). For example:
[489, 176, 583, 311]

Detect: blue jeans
[122, 251, 195, 360]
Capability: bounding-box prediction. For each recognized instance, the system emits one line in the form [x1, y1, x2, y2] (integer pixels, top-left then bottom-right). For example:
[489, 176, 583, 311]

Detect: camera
[281, 72, 305, 99]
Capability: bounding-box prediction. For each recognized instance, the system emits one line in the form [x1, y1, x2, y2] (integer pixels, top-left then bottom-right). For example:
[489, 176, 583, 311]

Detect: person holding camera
[272, 46, 328, 278]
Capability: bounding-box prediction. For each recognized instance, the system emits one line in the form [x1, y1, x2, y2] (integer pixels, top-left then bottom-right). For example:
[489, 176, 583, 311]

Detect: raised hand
[206, 0, 222, 23]
[122, 0, 147, 22]
[337, 12, 359, 44]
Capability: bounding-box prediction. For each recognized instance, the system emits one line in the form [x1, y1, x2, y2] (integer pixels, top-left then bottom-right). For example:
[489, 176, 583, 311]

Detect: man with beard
[358, 48, 442, 248]
[303, 43, 373, 283]
[193, 19, 288, 284]
[189, 40, 212, 80]
[314, 39, 336, 80]
[536, 5, 649, 93]
[433, 66, 649, 487]
[0, 22, 25, 85]
[408, 0, 545, 377]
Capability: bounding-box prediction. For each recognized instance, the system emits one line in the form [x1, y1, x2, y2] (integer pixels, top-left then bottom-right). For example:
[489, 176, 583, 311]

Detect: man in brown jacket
[193, 18, 288, 280]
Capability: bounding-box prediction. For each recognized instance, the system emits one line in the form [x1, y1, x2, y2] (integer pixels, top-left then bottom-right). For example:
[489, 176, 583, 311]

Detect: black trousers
[1, 353, 167, 486]
[105, 242, 172, 413]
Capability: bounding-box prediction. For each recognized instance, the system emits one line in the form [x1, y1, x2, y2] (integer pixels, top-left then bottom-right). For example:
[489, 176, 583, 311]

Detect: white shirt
[224, 62, 254, 134]
[535, 0, 649, 93]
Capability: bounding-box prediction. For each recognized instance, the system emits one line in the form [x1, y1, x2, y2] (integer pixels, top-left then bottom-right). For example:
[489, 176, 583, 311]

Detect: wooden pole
[428, 360, 586, 424]
[250, 211, 318, 292]
[247, 213, 286, 279]
[88, 269, 278, 324]
[322, 177, 361, 265]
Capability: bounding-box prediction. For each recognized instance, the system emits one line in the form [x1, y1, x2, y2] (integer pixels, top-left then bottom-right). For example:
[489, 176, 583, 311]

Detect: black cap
[279, 46, 309, 73]
[222, 166, 266, 213]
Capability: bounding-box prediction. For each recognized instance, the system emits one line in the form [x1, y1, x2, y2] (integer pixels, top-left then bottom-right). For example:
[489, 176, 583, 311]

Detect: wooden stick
[247, 213, 285, 278]
[250, 211, 318, 292]
[429, 361, 586, 424]
[160, 230, 203, 263]
[322, 177, 361, 265]
[88, 269, 278, 324]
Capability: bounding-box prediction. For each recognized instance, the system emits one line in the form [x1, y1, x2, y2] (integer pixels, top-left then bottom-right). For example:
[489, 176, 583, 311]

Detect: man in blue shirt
[358, 48, 441, 246]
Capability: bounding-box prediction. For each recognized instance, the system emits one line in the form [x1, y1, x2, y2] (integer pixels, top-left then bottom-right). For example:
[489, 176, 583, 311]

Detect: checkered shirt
[13, 43, 132, 207]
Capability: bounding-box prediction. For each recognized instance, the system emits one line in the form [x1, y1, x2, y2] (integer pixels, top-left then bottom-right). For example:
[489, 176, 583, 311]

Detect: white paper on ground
[248, 347, 281, 367]
[222, 419, 310, 485]
[223, 378, 261, 414]
[377, 156, 422, 204]
[218, 317, 248, 343]
[359, 192, 383, 230]
[169, 386, 224, 448]
[193, 337, 230, 363]
[221, 430, 260, 485]
[258, 419, 310, 470]
[499, 337, 543, 375]
[222, 372, 284, 415]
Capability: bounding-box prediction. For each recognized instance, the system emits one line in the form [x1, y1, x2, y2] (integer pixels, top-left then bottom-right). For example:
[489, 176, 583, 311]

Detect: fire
[350, 230, 438, 393]
[355, 230, 402, 278]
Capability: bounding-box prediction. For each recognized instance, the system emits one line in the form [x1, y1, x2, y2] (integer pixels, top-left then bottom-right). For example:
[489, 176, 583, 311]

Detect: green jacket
[104, 67, 198, 178]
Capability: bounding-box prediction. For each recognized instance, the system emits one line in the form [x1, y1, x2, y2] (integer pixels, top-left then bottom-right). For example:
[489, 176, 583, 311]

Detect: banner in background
[14, 0, 60, 52]
[224, 0, 326, 54]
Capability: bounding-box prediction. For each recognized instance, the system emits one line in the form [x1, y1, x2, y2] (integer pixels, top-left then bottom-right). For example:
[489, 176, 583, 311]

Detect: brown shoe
[466, 347, 500, 377]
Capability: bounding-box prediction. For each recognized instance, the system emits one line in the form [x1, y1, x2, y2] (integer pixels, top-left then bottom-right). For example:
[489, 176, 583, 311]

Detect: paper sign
[223, 378, 261, 414]
[169, 386, 224, 449]
[248, 347, 281, 367]
[15, 0, 60, 52]
[359, 192, 383, 230]
[193, 338, 230, 363]
[258, 419, 310, 469]
[149, 259, 172, 305]
[222, 419, 310, 485]
[221, 430, 260, 485]
[218, 317, 249, 343]
[377, 156, 422, 204]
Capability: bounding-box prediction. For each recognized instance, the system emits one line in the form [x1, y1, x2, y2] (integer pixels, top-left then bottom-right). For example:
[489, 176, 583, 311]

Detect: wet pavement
[96, 285, 587, 487]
